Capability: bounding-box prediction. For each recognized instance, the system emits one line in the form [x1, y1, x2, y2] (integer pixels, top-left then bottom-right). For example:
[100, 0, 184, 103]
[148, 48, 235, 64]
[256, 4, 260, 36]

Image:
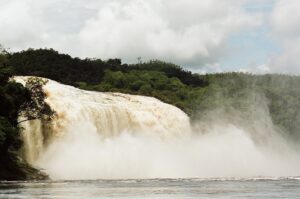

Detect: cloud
[268, 0, 300, 73]
[0, 0, 260, 68]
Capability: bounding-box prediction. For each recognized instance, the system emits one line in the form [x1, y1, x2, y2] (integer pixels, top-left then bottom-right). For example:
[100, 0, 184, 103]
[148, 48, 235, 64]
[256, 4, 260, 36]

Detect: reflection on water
[1, 178, 300, 199]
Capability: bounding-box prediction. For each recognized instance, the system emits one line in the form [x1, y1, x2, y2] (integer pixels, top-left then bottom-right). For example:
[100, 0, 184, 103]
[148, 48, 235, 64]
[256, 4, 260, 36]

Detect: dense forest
[1, 47, 300, 179]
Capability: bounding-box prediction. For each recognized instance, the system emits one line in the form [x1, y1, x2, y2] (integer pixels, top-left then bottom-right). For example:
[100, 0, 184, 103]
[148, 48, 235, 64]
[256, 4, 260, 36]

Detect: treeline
[9, 48, 207, 87]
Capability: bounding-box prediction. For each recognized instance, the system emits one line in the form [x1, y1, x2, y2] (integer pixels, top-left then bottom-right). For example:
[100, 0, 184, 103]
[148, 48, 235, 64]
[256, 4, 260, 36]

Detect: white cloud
[268, 0, 300, 74]
[0, 0, 261, 67]
[240, 63, 271, 74]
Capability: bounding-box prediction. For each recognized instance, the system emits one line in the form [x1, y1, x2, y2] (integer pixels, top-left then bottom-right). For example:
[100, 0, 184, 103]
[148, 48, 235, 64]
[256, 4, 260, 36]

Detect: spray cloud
[17, 77, 300, 180]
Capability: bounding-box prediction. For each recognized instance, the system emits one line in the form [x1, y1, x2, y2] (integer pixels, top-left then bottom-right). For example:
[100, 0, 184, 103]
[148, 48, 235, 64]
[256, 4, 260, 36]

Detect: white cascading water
[16, 77, 300, 180]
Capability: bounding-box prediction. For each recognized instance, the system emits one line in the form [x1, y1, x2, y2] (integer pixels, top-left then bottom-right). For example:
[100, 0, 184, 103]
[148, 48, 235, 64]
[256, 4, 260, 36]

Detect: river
[1, 178, 300, 198]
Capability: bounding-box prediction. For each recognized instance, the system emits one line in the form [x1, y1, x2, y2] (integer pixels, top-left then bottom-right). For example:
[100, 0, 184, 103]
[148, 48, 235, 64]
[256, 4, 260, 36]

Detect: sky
[0, 0, 299, 74]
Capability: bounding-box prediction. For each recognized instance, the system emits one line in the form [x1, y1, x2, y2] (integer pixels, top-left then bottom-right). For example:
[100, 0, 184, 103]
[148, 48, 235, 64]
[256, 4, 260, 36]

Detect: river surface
[1, 178, 300, 199]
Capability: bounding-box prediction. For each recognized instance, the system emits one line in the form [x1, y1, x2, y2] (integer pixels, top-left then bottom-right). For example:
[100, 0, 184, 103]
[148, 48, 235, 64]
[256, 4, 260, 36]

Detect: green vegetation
[0, 47, 51, 180]
[0, 68, 45, 180]
[198, 73, 300, 139]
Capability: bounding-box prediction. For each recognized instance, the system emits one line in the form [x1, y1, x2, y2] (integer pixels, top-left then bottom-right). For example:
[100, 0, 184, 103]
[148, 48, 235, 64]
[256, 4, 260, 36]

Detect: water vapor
[18, 77, 300, 180]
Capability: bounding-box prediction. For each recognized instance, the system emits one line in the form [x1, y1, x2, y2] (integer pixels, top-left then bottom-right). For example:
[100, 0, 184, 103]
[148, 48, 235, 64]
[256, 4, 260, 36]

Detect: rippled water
[1, 178, 300, 199]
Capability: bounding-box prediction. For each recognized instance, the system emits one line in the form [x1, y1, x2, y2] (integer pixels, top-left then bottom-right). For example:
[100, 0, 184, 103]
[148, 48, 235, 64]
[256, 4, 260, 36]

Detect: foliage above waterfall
[8, 48, 208, 87]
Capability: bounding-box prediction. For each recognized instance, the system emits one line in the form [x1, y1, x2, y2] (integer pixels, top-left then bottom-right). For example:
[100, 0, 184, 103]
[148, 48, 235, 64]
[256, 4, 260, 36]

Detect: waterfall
[15, 77, 300, 180]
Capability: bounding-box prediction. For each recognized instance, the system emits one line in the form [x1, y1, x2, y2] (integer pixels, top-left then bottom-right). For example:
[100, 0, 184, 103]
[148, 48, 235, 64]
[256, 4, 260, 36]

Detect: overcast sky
[0, 0, 299, 74]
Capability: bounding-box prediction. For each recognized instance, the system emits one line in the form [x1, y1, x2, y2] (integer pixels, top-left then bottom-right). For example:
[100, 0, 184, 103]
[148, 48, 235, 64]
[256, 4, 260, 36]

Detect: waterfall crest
[16, 76, 190, 163]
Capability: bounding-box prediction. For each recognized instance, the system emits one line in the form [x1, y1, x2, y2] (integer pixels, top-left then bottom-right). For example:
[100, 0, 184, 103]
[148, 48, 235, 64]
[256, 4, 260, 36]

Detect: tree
[0, 44, 8, 67]
[18, 77, 55, 124]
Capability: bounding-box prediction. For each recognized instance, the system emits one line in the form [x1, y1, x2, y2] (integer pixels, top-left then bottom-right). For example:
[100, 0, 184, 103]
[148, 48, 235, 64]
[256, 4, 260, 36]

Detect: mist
[19, 77, 300, 180]
[35, 124, 300, 180]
